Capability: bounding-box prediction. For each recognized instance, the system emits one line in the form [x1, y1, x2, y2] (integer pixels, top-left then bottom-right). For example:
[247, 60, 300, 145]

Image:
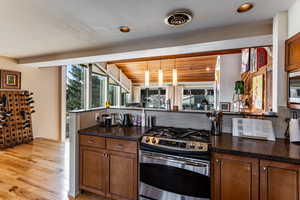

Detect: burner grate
[146, 127, 211, 142]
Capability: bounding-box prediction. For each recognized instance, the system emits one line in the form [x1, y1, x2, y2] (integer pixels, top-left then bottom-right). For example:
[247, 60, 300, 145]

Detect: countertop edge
[211, 147, 300, 165]
[78, 131, 141, 141]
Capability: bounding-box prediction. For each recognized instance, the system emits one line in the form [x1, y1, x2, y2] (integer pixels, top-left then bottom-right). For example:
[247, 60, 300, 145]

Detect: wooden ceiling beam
[107, 49, 240, 64]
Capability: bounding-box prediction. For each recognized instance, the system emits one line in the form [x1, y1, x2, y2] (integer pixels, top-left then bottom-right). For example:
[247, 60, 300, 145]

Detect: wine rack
[0, 90, 35, 148]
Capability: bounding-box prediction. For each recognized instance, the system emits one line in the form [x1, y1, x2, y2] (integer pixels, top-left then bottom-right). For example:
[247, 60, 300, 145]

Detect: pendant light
[172, 59, 178, 86]
[145, 62, 150, 87]
[158, 59, 163, 87]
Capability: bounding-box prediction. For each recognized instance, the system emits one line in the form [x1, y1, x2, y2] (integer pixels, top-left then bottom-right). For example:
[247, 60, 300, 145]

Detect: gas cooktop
[141, 127, 211, 153]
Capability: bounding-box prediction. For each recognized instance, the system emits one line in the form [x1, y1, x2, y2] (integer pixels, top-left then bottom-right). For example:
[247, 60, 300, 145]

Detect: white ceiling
[0, 0, 295, 59]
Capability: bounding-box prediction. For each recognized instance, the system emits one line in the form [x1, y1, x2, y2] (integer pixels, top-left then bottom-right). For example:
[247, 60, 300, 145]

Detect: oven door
[289, 71, 300, 104]
[139, 150, 210, 200]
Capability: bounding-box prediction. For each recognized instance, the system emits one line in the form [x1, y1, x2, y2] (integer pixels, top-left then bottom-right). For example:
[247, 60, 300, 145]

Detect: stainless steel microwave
[289, 71, 300, 104]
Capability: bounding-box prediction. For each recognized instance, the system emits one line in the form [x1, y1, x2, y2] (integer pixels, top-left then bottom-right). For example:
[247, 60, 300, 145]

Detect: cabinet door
[286, 32, 300, 71]
[260, 160, 300, 200]
[107, 150, 137, 200]
[212, 153, 259, 200]
[80, 146, 107, 196]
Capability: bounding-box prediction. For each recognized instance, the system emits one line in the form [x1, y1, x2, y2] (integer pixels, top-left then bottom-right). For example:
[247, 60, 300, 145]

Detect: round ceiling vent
[165, 10, 193, 27]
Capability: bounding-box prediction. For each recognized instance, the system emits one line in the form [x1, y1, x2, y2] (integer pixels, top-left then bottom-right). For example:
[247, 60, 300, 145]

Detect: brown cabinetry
[260, 160, 300, 200]
[80, 147, 107, 196]
[212, 153, 300, 200]
[285, 33, 300, 71]
[80, 135, 138, 200]
[286, 32, 300, 71]
[107, 150, 137, 200]
[212, 153, 259, 200]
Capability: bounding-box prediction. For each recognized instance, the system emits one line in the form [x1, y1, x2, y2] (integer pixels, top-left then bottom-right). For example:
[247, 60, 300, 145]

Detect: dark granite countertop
[211, 133, 300, 164]
[78, 126, 300, 164]
[78, 125, 147, 141]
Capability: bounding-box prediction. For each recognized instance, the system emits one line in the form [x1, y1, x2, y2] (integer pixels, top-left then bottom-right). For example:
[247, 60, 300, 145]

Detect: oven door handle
[142, 154, 209, 168]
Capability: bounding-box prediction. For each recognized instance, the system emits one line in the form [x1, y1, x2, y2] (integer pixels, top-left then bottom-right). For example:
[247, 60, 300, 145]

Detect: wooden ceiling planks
[115, 55, 217, 83]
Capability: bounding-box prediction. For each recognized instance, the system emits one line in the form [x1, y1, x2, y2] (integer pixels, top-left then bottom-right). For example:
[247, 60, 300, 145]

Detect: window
[121, 88, 130, 106]
[182, 88, 214, 111]
[66, 64, 87, 111]
[108, 79, 120, 106]
[141, 88, 166, 109]
[90, 73, 106, 108]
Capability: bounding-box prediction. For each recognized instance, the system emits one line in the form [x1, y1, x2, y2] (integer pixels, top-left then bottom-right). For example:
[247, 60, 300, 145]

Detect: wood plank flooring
[0, 138, 104, 200]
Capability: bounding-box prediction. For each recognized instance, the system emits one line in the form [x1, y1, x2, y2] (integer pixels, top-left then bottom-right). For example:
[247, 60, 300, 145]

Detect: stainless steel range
[139, 127, 211, 200]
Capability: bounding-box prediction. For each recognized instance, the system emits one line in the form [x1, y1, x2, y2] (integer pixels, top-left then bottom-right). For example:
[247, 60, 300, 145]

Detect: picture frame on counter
[1, 70, 21, 89]
[220, 102, 231, 112]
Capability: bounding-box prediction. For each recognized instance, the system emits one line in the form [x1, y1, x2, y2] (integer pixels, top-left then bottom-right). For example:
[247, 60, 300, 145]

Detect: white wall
[219, 53, 242, 103]
[0, 57, 60, 141]
[288, 0, 300, 37]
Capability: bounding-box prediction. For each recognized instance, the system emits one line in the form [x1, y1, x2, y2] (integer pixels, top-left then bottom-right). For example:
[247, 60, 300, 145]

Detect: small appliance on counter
[102, 114, 112, 127]
[206, 110, 223, 135]
[120, 113, 133, 127]
[97, 113, 120, 127]
[232, 118, 275, 141]
[288, 111, 300, 143]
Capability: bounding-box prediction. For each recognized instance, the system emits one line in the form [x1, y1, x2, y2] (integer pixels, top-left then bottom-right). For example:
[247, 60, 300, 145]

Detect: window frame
[140, 87, 167, 109]
[89, 71, 107, 109]
[182, 86, 215, 111]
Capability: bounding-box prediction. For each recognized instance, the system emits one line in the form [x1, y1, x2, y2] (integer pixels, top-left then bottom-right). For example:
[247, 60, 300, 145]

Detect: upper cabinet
[286, 32, 300, 71]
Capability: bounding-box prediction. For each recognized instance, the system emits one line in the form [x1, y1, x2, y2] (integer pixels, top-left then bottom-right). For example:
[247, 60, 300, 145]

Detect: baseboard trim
[68, 190, 80, 199]
[33, 136, 61, 143]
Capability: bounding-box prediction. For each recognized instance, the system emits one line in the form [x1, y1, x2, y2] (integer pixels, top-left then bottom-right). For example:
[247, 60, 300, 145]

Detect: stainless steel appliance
[120, 113, 133, 127]
[139, 127, 211, 200]
[288, 71, 300, 104]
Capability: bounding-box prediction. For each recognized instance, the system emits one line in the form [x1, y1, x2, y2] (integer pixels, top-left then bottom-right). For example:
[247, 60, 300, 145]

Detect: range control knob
[145, 137, 150, 143]
[152, 138, 157, 144]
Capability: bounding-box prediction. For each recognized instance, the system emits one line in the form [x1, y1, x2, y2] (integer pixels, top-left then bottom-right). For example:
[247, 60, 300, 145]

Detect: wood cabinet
[212, 153, 300, 200]
[80, 146, 107, 196]
[260, 160, 300, 200]
[286, 32, 300, 71]
[107, 150, 137, 200]
[212, 153, 259, 200]
[79, 135, 138, 200]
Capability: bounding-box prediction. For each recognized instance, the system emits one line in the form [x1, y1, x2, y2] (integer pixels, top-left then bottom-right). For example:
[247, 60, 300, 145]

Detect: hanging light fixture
[173, 59, 178, 86]
[158, 59, 163, 87]
[145, 62, 150, 87]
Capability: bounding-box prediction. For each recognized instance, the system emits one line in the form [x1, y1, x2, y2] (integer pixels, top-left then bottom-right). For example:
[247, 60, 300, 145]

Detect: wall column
[272, 12, 288, 112]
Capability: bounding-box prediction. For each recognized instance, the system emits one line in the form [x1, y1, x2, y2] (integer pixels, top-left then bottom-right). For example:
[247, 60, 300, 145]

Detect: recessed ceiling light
[119, 26, 130, 33]
[237, 3, 254, 13]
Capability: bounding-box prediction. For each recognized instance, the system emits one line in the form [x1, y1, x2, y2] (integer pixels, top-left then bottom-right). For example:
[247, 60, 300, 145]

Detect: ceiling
[0, 0, 294, 59]
[115, 55, 217, 83]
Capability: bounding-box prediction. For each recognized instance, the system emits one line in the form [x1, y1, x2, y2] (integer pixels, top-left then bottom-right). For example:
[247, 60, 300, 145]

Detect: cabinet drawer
[107, 138, 137, 154]
[80, 135, 106, 149]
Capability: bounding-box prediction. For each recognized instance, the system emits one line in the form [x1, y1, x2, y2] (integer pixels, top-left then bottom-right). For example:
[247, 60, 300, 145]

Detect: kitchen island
[77, 125, 300, 200]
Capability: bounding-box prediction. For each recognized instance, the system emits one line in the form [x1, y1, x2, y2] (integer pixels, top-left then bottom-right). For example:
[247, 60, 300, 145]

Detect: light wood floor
[0, 138, 104, 200]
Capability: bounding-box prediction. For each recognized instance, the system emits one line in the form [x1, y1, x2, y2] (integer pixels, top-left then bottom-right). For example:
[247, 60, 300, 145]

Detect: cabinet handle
[87, 140, 94, 144]
[216, 159, 220, 163]
[116, 144, 124, 149]
[263, 167, 267, 171]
